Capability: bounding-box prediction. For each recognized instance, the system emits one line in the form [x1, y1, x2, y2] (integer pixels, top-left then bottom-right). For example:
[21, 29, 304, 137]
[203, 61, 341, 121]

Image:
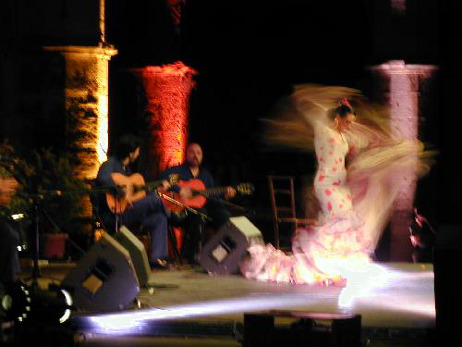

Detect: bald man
[159, 143, 235, 264]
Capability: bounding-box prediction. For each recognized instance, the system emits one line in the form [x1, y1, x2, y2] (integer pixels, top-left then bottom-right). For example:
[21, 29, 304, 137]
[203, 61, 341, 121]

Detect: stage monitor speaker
[61, 233, 140, 312]
[113, 225, 151, 287]
[198, 216, 264, 275]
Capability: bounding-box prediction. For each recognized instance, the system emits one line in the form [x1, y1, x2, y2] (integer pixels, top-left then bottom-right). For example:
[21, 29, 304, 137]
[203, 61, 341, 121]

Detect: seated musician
[158, 143, 236, 264]
[95, 134, 171, 269]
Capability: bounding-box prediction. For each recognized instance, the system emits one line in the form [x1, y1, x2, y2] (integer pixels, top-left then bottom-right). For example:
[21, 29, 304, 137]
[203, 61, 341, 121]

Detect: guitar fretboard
[199, 187, 227, 197]
[194, 183, 252, 197]
[130, 180, 163, 193]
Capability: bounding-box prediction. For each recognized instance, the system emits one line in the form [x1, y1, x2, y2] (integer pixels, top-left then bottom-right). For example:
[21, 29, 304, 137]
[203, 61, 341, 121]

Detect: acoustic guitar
[106, 173, 177, 214]
[161, 178, 254, 211]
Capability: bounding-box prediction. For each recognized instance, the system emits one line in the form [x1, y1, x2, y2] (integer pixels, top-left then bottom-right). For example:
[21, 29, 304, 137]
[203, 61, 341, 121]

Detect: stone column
[42, 46, 117, 224]
[43, 45, 118, 180]
[370, 60, 437, 261]
[131, 62, 197, 179]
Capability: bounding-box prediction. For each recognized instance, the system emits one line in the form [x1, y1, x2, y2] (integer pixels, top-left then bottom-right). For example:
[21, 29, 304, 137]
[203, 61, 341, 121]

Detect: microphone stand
[25, 189, 89, 287]
[157, 192, 210, 265]
[158, 192, 210, 222]
[30, 203, 41, 286]
[26, 193, 61, 287]
[205, 196, 251, 213]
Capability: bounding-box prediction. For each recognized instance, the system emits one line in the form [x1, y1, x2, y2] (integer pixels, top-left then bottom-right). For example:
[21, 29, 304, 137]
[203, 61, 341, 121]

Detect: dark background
[105, 0, 451, 227]
[1, 0, 461, 235]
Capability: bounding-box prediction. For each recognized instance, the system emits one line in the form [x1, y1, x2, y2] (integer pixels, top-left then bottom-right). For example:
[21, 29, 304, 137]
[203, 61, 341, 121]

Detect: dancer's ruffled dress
[240, 85, 433, 285]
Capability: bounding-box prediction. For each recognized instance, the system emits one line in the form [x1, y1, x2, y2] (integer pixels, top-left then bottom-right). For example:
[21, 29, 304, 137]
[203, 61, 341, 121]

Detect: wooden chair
[268, 175, 316, 249]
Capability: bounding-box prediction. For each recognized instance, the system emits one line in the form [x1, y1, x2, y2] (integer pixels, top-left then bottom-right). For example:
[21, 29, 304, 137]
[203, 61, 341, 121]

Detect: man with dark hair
[159, 143, 236, 264]
[95, 134, 171, 268]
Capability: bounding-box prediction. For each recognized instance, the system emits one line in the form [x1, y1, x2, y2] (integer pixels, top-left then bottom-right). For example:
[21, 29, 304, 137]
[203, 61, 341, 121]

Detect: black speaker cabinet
[61, 233, 140, 312]
[198, 216, 264, 275]
[113, 226, 151, 287]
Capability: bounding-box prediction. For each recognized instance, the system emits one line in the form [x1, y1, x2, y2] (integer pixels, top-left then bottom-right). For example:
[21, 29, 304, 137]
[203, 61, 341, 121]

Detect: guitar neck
[195, 183, 253, 198]
[135, 179, 163, 193]
[200, 186, 228, 198]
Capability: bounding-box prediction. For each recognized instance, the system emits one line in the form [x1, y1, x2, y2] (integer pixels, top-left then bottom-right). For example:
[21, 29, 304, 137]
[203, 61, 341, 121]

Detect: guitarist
[95, 134, 171, 269]
[158, 143, 236, 264]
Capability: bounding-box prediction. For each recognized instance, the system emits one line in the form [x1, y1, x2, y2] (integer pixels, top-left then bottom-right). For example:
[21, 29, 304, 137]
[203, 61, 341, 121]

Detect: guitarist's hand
[179, 187, 193, 199]
[224, 187, 236, 199]
[157, 180, 171, 192]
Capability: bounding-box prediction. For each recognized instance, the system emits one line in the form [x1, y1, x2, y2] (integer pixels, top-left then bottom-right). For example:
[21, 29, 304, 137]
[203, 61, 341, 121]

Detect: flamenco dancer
[240, 85, 433, 285]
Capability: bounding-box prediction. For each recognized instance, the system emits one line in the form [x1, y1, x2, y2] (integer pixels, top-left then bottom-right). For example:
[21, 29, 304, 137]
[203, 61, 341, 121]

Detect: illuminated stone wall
[131, 62, 197, 178]
[371, 60, 437, 261]
[43, 46, 117, 180]
[41, 46, 117, 223]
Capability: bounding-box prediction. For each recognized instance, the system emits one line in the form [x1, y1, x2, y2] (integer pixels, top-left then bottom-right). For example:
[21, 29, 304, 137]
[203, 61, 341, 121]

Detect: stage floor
[137, 262, 434, 328]
[16, 261, 435, 346]
[69, 262, 434, 334]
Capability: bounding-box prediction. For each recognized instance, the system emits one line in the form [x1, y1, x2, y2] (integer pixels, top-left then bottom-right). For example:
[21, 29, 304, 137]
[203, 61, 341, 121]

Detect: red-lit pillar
[371, 60, 437, 261]
[131, 62, 197, 178]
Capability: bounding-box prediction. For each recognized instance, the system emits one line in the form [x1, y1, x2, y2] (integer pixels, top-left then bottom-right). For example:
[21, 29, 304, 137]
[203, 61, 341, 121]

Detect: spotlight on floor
[1, 281, 73, 325]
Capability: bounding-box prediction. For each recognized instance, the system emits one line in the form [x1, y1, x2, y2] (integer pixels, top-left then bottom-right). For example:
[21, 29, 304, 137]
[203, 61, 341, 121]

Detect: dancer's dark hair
[328, 98, 356, 119]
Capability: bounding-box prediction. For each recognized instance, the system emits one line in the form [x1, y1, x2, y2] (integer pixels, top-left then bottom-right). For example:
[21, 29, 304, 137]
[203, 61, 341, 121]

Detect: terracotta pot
[40, 233, 68, 259]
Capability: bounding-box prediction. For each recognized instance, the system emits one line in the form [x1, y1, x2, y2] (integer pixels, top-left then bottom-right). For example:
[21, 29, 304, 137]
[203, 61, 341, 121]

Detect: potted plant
[0, 142, 34, 253]
[0, 142, 86, 260]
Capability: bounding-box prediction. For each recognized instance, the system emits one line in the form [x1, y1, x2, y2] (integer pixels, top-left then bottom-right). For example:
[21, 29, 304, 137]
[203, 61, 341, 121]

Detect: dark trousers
[101, 194, 170, 262]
